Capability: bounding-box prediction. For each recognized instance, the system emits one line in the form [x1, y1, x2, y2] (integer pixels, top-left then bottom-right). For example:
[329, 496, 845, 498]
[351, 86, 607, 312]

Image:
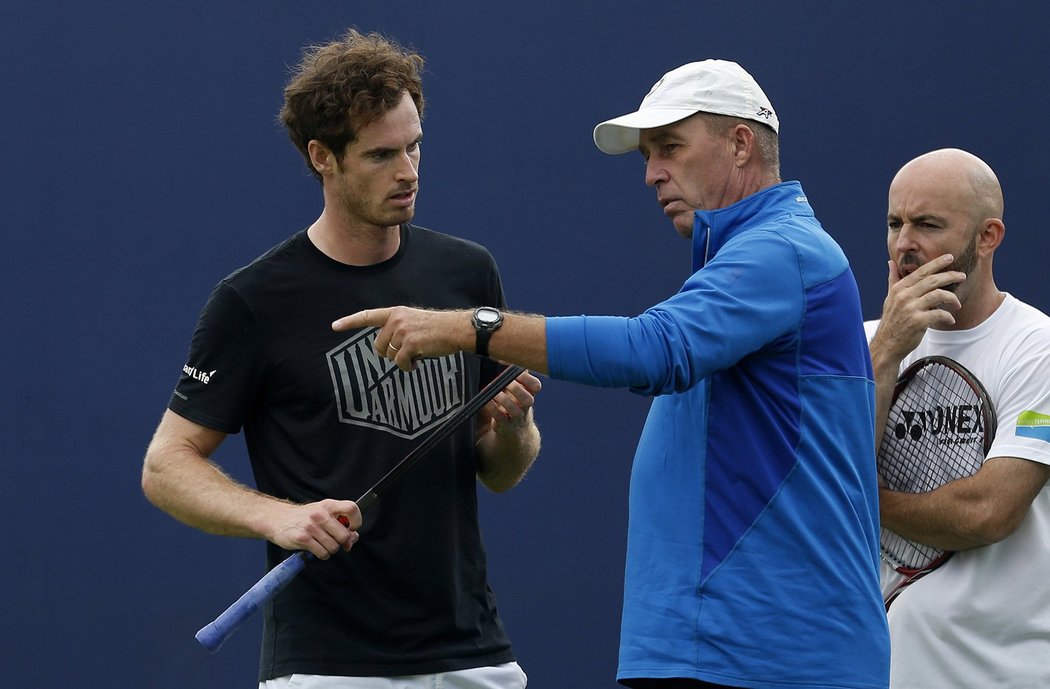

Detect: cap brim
[593, 107, 698, 155]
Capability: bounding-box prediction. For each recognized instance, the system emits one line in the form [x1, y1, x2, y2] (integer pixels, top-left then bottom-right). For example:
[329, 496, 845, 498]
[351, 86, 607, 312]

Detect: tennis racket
[195, 363, 527, 652]
[878, 355, 996, 608]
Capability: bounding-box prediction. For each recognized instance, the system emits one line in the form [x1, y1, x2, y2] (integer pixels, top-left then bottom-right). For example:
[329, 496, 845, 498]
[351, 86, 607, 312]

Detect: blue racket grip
[195, 551, 312, 652]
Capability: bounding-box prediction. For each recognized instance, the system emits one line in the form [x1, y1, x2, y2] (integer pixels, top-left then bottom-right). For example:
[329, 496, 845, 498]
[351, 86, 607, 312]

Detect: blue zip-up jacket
[546, 181, 889, 688]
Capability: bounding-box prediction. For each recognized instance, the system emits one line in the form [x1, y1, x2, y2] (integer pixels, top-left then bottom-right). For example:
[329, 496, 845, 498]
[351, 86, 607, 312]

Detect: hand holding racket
[195, 364, 527, 652]
[878, 356, 996, 608]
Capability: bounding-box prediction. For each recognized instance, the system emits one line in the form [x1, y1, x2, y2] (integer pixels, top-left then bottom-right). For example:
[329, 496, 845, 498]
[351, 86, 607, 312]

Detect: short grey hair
[697, 112, 780, 178]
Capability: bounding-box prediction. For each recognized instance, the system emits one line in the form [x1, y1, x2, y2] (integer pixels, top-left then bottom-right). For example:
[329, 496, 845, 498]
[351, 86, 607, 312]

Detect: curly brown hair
[279, 28, 425, 182]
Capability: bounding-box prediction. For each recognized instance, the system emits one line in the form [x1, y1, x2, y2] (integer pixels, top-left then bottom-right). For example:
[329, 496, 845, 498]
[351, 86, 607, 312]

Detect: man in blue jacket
[333, 60, 890, 689]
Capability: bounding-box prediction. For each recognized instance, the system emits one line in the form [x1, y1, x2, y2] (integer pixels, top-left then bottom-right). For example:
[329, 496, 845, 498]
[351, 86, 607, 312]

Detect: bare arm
[880, 456, 1050, 550]
[332, 308, 550, 374]
[474, 371, 543, 492]
[141, 410, 361, 559]
[329, 308, 546, 491]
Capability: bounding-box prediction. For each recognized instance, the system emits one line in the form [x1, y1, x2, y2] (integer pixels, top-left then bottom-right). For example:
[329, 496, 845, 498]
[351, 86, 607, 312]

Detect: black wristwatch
[471, 307, 504, 357]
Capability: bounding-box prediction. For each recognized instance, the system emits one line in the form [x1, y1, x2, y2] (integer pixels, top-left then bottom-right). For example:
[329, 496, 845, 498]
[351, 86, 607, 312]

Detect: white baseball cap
[593, 59, 779, 155]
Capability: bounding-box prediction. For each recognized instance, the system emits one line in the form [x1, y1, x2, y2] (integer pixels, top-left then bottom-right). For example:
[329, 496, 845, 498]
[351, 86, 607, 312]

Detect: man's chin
[383, 208, 415, 227]
[673, 217, 693, 239]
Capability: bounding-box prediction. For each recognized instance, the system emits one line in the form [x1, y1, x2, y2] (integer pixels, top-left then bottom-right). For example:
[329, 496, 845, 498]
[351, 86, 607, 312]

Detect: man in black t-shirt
[141, 28, 541, 689]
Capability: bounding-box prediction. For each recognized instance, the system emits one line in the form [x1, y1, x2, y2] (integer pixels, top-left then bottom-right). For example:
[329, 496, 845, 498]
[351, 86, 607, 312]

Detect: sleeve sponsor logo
[182, 365, 217, 385]
[1016, 410, 1050, 443]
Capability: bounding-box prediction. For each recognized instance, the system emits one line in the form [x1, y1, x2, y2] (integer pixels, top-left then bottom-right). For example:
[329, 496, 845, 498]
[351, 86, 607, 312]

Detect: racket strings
[878, 360, 989, 570]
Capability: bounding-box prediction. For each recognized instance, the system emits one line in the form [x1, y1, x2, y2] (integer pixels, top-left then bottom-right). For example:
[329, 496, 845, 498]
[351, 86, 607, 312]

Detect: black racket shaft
[356, 363, 525, 511]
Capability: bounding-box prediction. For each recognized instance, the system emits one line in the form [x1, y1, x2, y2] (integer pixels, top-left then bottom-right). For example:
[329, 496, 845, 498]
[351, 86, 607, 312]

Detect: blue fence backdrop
[3, 2, 1048, 687]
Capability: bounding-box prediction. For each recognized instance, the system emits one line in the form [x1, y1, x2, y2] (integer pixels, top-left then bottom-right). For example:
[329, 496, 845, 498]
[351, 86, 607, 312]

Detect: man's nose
[644, 159, 667, 187]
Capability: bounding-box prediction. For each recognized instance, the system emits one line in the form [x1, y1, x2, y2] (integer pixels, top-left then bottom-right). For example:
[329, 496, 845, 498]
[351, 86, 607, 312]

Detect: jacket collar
[691, 181, 812, 271]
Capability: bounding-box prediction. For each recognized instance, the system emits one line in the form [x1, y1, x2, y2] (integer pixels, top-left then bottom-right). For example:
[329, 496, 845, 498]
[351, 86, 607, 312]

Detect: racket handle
[195, 551, 312, 652]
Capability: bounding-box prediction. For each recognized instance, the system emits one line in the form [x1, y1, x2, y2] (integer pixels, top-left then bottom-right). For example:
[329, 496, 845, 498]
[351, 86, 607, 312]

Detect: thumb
[334, 499, 363, 529]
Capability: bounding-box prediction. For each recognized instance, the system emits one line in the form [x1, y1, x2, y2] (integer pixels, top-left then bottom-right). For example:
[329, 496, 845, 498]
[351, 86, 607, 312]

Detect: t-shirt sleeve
[989, 341, 1050, 466]
[168, 281, 266, 434]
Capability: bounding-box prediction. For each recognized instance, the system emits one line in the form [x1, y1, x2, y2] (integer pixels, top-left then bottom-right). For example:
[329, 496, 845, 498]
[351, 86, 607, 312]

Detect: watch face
[476, 308, 500, 324]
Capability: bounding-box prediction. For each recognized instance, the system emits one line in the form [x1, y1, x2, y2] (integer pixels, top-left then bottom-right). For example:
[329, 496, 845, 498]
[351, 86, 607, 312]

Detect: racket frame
[879, 355, 996, 608]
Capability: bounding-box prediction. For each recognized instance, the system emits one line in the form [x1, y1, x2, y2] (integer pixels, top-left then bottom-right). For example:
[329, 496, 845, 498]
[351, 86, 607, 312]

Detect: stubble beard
[898, 232, 978, 294]
[897, 232, 979, 319]
[338, 186, 415, 232]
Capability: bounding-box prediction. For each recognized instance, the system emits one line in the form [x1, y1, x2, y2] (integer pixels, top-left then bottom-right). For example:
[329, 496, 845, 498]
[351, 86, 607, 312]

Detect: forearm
[882, 457, 1050, 550]
[869, 332, 906, 450]
[881, 477, 1014, 551]
[143, 411, 361, 557]
[333, 306, 550, 373]
[416, 308, 549, 373]
[142, 442, 289, 541]
[484, 313, 549, 374]
[475, 409, 541, 492]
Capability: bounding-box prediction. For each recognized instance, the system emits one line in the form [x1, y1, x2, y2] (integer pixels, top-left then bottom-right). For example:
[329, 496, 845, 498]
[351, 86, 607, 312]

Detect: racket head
[878, 355, 996, 575]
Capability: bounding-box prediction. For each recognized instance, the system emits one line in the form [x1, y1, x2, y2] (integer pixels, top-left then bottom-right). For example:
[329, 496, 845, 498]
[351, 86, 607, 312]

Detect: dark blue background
[3, 2, 1047, 686]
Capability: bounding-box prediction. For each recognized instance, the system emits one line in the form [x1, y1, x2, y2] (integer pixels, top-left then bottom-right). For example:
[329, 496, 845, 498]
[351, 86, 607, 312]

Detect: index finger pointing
[332, 308, 392, 332]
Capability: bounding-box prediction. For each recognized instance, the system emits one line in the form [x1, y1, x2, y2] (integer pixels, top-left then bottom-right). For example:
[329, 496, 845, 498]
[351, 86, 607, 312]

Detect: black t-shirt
[169, 225, 514, 679]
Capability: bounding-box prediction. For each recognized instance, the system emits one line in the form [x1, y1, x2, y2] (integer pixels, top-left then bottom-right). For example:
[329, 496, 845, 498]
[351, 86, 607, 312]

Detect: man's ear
[307, 140, 336, 178]
[731, 123, 755, 167]
[977, 218, 1005, 257]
